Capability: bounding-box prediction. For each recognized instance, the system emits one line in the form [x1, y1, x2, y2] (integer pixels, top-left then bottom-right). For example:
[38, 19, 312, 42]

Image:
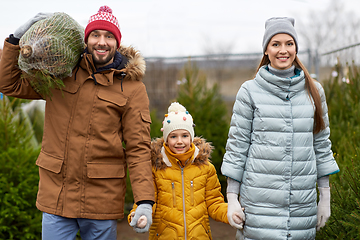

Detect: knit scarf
[163, 142, 196, 167]
[96, 51, 122, 72]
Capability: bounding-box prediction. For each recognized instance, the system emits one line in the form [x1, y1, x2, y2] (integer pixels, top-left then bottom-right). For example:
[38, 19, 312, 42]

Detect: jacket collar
[160, 145, 200, 167]
[255, 65, 305, 100]
[77, 45, 146, 86]
[152, 137, 213, 170]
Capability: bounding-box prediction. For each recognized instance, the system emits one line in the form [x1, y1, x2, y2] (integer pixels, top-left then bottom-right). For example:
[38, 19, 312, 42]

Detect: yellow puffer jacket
[129, 137, 228, 240]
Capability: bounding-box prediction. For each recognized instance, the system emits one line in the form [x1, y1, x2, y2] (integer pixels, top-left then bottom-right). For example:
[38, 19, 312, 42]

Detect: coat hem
[36, 201, 124, 220]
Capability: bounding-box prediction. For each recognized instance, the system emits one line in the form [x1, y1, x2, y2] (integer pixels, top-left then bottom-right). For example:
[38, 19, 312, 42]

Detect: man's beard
[89, 47, 116, 67]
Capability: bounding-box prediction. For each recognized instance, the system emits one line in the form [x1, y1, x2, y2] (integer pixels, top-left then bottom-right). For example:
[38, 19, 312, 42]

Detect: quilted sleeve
[221, 82, 254, 182]
[313, 82, 339, 178]
[206, 163, 229, 224]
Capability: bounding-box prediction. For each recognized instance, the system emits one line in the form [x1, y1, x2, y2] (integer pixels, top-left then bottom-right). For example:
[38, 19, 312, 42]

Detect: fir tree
[150, 109, 164, 139]
[0, 96, 42, 239]
[315, 64, 360, 239]
[176, 60, 230, 195]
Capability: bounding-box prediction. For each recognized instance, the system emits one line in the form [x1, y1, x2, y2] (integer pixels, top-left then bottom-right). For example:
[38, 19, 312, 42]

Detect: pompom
[99, 5, 112, 14]
[168, 102, 186, 113]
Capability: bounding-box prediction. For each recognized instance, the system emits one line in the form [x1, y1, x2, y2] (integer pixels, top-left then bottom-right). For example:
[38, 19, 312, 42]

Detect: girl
[221, 17, 339, 240]
[129, 102, 237, 239]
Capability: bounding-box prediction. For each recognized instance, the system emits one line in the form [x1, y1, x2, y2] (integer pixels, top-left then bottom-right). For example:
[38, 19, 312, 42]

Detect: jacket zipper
[85, 56, 98, 85]
[181, 167, 187, 240]
[172, 182, 176, 207]
[63, 83, 82, 213]
[190, 181, 194, 206]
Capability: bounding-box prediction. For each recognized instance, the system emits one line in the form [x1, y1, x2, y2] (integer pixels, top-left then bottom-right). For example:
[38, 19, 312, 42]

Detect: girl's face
[265, 33, 296, 70]
[166, 129, 191, 154]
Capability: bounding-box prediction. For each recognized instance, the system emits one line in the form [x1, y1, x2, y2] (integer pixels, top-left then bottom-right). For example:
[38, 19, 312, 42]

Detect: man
[0, 6, 154, 240]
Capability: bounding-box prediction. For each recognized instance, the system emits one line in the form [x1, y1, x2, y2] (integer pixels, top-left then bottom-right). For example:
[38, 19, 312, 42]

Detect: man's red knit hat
[84, 6, 121, 47]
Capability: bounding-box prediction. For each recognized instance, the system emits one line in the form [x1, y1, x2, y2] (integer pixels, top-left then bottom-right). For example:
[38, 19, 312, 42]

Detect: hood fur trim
[151, 137, 213, 171]
[118, 45, 146, 81]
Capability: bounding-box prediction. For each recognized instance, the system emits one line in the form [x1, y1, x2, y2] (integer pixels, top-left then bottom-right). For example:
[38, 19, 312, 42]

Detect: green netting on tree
[18, 12, 84, 98]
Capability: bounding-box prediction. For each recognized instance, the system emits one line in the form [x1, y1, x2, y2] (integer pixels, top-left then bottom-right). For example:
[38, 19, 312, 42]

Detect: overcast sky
[1, 0, 360, 57]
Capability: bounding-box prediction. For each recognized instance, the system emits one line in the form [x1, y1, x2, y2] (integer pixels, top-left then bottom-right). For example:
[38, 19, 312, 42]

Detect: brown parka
[0, 39, 155, 220]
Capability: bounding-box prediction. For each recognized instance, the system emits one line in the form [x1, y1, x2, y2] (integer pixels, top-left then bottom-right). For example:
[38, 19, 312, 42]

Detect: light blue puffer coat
[221, 66, 339, 240]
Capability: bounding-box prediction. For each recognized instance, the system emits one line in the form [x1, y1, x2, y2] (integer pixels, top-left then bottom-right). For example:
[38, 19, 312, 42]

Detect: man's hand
[129, 203, 152, 233]
[316, 187, 331, 231]
[14, 13, 53, 39]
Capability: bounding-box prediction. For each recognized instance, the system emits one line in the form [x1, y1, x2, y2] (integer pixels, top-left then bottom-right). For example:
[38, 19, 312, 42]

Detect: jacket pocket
[171, 182, 176, 207]
[35, 151, 64, 209]
[140, 111, 152, 144]
[61, 81, 80, 94]
[94, 89, 127, 132]
[97, 89, 127, 107]
[152, 220, 178, 240]
[141, 111, 152, 124]
[85, 162, 126, 214]
[190, 180, 194, 206]
[189, 216, 212, 239]
[36, 150, 64, 173]
[87, 162, 126, 178]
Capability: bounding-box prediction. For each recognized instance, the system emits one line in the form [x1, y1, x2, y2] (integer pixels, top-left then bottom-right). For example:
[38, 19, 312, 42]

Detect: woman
[221, 17, 339, 240]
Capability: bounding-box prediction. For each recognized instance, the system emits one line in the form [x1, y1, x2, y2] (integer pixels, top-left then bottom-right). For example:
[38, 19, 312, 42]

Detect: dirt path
[117, 216, 237, 240]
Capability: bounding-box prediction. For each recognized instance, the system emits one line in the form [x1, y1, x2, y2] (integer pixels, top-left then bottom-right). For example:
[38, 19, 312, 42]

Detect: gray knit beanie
[262, 17, 298, 53]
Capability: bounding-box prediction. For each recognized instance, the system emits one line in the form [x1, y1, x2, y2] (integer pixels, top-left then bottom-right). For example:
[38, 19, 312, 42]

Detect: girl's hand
[129, 211, 147, 228]
[232, 208, 245, 225]
[137, 216, 147, 228]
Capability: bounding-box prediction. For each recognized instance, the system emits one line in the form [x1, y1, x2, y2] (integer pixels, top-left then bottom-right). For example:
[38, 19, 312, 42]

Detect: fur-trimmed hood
[151, 136, 213, 171]
[116, 45, 146, 81]
[80, 45, 146, 84]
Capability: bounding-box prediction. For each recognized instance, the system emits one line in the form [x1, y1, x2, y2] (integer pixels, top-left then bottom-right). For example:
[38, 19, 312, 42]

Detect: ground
[117, 215, 237, 240]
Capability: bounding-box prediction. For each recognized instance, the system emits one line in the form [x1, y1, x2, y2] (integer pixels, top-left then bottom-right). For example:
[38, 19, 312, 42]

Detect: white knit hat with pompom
[161, 102, 195, 142]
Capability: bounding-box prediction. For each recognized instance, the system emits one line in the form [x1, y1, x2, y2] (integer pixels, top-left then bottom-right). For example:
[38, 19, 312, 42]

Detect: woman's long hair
[254, 55, 325, 134]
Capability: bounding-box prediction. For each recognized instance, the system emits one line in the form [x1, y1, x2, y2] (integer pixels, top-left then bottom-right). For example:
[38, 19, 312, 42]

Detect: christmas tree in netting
[18, 12, 84, 98]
